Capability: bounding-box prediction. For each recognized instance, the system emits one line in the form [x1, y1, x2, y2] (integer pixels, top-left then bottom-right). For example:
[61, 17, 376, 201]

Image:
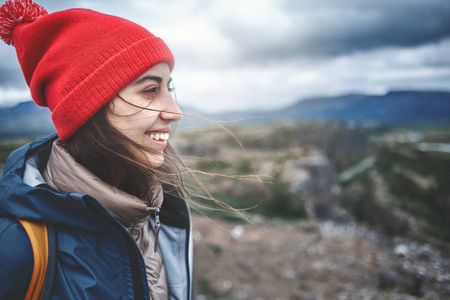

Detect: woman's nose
[160, 96, 183, 122]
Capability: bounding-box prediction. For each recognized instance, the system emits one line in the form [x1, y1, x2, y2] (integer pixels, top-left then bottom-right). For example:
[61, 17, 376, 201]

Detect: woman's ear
[107, 98, 116, 111]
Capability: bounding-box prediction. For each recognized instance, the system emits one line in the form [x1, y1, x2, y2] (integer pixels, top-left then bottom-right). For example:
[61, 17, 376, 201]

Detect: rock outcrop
[280, 149, 338, 219]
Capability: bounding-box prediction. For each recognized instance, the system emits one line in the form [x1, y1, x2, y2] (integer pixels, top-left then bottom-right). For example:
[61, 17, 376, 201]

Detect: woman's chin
[144, 153, 164, 168]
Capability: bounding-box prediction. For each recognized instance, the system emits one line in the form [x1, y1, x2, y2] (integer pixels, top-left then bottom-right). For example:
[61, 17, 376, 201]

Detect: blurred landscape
[1, 91, 450, 299]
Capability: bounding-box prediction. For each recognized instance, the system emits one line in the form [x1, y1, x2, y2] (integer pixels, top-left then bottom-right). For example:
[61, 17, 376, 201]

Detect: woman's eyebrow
[134, 76, 173, 86]
[134, 75, 163, 86]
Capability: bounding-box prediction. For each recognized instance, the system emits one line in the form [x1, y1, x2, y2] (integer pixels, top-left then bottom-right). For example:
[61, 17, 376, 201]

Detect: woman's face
[107, 62, 182, 168]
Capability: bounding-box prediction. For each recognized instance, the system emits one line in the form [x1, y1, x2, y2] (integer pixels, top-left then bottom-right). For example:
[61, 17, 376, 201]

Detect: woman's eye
[143, 86, 158, 94]
[168, 81, 174, 92]
[168, 81, 175, 97]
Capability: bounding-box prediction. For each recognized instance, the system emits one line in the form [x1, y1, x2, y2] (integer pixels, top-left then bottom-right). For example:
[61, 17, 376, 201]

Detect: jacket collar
[42, 139, 162, 228]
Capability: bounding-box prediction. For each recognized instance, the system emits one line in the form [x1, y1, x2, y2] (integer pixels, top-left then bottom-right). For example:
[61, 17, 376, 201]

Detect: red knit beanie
[0, 0, 174, 141]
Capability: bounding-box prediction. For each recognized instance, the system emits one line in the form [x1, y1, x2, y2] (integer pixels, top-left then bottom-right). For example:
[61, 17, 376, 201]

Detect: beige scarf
[42, 140, 168, 300]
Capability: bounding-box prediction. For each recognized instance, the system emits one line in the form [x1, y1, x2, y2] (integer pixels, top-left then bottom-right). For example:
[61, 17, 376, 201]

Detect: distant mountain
[1, 90, 450, 139]
[205, 90, 450, 127]
[278, 91, 450, 126]
[0, 102, 54, 139]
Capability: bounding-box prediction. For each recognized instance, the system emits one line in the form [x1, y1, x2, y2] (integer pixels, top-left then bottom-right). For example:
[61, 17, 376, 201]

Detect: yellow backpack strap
[17, 219, 49, 300]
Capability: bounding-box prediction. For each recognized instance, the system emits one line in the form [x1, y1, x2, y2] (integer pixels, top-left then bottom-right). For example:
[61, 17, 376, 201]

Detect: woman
[0, 0, 192, 299]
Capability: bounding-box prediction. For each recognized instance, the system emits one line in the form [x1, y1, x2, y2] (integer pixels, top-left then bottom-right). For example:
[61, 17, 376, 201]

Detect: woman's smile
[144, 128, 171, 150]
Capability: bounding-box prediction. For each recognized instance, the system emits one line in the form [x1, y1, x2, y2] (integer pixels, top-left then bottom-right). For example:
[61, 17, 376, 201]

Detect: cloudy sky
[0, 0, 449, 113]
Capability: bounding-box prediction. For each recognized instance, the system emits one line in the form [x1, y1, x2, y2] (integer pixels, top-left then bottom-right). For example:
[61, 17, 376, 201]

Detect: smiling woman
[0, 0, 193, 299]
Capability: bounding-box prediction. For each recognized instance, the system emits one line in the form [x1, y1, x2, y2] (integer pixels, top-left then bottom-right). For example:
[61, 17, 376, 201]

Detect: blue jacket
[0, 134, 192, 299]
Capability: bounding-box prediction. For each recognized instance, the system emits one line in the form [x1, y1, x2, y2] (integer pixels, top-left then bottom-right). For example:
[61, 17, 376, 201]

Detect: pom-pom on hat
[0, 0, 174, 141]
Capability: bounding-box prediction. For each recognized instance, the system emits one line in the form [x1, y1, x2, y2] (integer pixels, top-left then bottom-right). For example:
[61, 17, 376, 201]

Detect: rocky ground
[192, 216, 450, 300]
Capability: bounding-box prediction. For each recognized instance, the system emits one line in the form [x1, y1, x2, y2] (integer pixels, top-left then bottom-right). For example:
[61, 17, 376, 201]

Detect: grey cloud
[217, 0, 450, 62]
[39, 0, 122, 13]
[35, 0, 78, 12]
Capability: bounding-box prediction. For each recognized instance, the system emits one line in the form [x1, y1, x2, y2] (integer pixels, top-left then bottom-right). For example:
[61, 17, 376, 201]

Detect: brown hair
[65, 103, 184, 202]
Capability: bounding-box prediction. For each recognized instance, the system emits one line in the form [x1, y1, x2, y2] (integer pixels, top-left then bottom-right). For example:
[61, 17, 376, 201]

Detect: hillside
[176, 122, 450, 299]
[280, 91, 450, 126]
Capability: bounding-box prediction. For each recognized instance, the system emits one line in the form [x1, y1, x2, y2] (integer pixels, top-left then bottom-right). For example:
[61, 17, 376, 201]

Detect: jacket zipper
[126, 238, 145, 300]
[185, 220, 192, 300]
[154, 205, 161, 252]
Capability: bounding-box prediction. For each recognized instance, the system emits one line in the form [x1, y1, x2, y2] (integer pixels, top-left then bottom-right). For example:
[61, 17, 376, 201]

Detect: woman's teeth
[148, 133, 169, 141]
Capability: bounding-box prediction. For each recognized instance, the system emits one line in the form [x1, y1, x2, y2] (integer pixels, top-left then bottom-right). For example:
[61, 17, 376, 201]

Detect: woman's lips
[145, 132, 169, 149]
